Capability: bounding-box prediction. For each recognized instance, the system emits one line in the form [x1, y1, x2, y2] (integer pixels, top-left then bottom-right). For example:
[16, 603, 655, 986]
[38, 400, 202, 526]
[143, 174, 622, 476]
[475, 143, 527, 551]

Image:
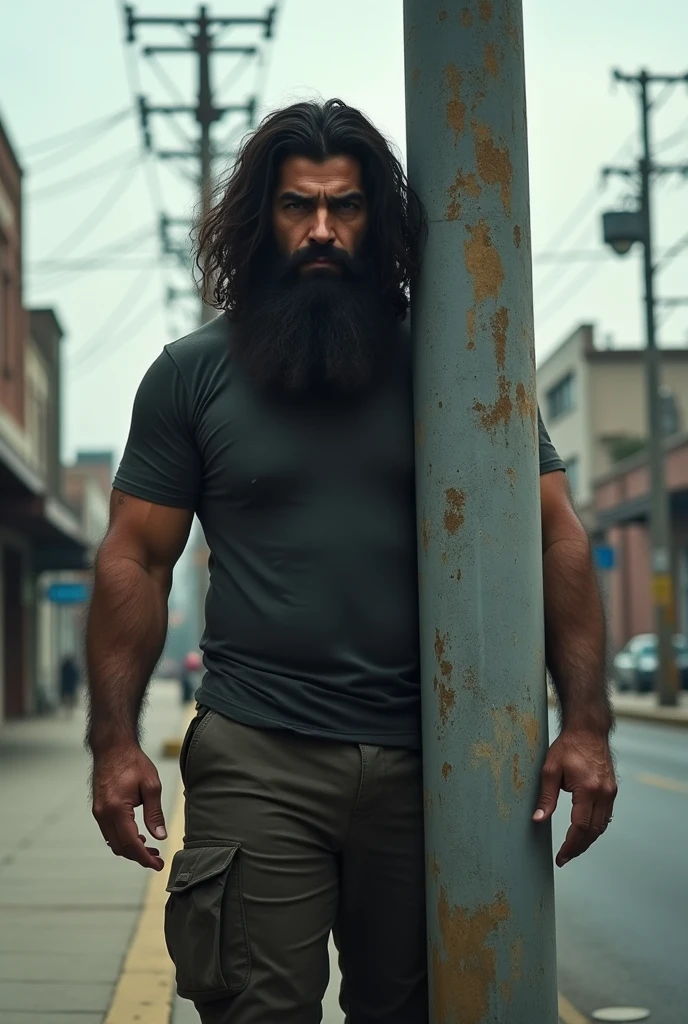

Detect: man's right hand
[91, 744, 167, 871]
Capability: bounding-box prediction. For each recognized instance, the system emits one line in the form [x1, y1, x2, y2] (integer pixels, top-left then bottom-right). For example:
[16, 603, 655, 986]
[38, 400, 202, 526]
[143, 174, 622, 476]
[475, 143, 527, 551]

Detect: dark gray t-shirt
[115, 315, 564, 748]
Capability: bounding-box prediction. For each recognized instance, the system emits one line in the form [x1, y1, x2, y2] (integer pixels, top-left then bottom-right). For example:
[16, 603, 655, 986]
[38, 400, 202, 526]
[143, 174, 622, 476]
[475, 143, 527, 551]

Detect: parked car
[613, 633, 688, 692]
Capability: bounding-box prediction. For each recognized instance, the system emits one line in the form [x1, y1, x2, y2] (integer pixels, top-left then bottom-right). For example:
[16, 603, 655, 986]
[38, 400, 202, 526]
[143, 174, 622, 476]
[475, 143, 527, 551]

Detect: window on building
[547, 372, 576, 421]
[564, 456, 580, 498]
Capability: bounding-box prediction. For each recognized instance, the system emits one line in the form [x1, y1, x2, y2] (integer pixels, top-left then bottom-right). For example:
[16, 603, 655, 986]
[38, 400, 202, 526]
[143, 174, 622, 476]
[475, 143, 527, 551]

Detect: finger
[137, 834, 161, 856]
[141, 777, 167, 841]
[114, 813, 164, 871]
[100, 822, 124, 857]
[92, 804, 125, 856]
[556, 793, 595, 866]
[533, 761, 562, 822]
[589, 800, 612, 837]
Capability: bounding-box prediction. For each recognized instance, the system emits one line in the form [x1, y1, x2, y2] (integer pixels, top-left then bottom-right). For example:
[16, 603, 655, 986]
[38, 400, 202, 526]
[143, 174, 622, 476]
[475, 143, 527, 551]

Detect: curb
[610, 705, 688, 729]
[547, 694, 688, 730]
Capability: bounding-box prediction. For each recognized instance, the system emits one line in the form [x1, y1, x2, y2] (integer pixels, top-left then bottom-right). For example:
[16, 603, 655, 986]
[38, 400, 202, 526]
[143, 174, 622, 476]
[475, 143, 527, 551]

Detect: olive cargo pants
[164, 707, 428, 1023]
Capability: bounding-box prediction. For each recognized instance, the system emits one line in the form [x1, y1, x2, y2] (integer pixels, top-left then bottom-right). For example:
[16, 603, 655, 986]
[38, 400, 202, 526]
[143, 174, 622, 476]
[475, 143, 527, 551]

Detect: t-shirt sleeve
[537, 407, 565, 476]
[113, 349, 202, 510]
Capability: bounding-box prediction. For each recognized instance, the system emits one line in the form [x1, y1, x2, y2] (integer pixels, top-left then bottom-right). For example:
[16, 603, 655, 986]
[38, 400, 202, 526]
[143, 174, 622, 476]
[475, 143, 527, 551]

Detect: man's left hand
[533, 729, 617, 867]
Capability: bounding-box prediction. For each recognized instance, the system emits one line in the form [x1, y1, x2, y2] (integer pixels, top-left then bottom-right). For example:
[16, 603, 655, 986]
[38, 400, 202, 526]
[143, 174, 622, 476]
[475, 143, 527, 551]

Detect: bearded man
[87, 99, 616, 1024]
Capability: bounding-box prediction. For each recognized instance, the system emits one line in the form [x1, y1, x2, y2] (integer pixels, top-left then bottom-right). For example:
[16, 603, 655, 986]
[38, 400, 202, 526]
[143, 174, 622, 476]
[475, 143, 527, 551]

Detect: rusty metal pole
[404, 2, 558, 1021]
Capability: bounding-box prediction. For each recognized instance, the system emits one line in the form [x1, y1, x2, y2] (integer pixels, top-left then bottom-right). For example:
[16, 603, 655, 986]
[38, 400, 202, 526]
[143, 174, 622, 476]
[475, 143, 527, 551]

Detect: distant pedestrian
[59, 655, 80, 714]
[87, 100, 617, 1023]
[180, 651, 202, 704]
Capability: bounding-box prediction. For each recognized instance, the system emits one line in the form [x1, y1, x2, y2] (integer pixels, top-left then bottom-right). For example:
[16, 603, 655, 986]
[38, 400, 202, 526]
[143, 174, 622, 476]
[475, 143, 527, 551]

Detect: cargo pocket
[165, 842, 250, 1002]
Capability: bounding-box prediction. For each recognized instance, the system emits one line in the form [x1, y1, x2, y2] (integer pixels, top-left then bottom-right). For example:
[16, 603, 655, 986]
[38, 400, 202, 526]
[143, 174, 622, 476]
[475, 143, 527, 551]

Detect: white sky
[1, 0, 687, 465]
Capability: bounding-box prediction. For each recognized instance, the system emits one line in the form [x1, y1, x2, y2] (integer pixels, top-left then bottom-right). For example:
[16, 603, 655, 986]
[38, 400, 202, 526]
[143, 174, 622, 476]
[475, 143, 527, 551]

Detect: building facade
[595, 433, 688, 652]
[35, 451, 112, 711]
[0, 116, 87, 723]
[537, 324, 688, 527]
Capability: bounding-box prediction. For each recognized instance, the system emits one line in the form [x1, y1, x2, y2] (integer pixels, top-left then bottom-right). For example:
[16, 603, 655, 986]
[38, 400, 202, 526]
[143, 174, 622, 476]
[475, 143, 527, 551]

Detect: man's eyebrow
[278, 191, 313, 202]
[330, 191, 365, 203]
[277, 190, 365, 203]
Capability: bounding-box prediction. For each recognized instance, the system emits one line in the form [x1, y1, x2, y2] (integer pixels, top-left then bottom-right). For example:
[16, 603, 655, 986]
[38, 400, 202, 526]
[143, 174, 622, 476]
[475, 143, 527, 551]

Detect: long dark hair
[194, 99, 426, 320]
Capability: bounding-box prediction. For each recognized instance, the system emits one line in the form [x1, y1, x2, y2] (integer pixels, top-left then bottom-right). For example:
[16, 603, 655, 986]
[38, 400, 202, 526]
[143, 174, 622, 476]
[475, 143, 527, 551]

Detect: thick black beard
[233, 251, 397, 401]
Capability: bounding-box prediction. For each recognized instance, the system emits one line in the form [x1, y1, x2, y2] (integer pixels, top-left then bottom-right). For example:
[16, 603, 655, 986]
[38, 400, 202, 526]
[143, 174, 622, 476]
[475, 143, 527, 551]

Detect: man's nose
[308, 208, 336, 245]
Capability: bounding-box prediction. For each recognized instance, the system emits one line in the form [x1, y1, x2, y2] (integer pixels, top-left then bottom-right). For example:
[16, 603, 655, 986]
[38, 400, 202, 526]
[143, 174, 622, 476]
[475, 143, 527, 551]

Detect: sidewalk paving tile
[0, 1016, 103, 1024]
[0, 981, 114, 1014]
[0, 681, 188, 1021]
[0, 951, 126, 983]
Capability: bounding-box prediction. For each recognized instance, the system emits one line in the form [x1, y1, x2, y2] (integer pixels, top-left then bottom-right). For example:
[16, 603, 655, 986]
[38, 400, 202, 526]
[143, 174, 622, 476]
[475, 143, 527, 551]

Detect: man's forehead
[276, 154, 364, 194]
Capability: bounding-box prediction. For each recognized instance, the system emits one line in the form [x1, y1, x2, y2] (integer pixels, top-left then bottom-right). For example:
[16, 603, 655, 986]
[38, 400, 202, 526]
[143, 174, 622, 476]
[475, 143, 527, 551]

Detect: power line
[68, 272, 154, 365]
[530, 131, 639, 308]
[69, 296, 164, 380]
[27, 112, 133, 177]
[655, 114, 688, 155]
[33, 224, 156, 266]
[23, 108, 131, 155]
[115, 0, 174, 333]
[43, 156, 142, 259]
[122, 2, 278, 331]
[253, 1, 284, 114]
[28, 149, 139, 202]
[534, 260, 606, 329]
[656, 230, 688, 272]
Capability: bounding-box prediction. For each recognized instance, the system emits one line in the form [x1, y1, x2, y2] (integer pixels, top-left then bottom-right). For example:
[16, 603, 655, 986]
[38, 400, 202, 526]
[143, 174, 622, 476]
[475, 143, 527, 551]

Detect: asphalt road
[552, 714, 688, 1023]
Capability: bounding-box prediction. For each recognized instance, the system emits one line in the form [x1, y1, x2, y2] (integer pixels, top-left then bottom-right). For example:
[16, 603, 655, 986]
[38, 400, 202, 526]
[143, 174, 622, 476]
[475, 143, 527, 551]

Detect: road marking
[103, 782, 184, 1024]
[559, 993, 590, 1024]
[103, 711, 193, 1024]
[637, 771, 688, 794]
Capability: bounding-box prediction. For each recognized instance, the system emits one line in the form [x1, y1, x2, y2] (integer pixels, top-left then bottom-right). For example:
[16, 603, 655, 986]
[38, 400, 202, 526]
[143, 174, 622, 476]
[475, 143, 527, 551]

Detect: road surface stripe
[637, 771, 688, 795]
[559, 992, 590, 1023]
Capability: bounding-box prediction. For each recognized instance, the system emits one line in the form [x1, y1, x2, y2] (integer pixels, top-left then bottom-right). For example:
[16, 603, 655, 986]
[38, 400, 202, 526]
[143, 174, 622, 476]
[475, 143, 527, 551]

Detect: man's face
[235, 152, 394, 400]
[272, 155, 369, 275]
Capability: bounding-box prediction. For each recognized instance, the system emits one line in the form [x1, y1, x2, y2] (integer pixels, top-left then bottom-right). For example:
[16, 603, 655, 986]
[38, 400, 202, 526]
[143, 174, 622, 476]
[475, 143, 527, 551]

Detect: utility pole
[404, 3, 557, 1022]
[603, 69, 688, 708]
[125, 4, 275, 324]
[123, 5, 278, 698]
[198, 7, 214, 323]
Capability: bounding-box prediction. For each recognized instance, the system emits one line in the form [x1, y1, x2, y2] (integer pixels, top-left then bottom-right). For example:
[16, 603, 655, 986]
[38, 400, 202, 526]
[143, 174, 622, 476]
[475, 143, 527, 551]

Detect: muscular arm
[541, 472, 612, 734]
[87, 489, 193, 869]
[87, 490, 192, 750]
[535, 471, 617, 866]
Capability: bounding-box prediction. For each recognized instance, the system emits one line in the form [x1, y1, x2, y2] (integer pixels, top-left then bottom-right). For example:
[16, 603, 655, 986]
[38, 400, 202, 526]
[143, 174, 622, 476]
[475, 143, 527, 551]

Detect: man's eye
[285, 201, 304, 210]
[339, 201, 357, 210]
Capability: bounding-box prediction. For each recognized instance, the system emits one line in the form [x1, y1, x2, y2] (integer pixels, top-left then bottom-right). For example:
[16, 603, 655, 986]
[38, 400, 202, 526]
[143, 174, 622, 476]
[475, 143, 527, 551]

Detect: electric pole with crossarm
[602, 68, 688, 708]
[124, 4, 277, 324]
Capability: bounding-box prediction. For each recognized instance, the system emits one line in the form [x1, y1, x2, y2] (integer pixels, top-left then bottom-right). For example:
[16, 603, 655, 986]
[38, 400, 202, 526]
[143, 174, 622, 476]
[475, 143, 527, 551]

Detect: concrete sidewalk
[611, 689, 688, 727]
[0, 682, 345, 1024]
[1, 682, 578, 1024]
[548, 686, 688, 729]
[0, 680, 185, 1023]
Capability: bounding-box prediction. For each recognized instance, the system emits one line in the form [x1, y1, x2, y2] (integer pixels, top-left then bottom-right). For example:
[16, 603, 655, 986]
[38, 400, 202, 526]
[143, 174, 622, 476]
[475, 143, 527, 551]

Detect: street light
[602, 192, 678, 706]
[602, 210, 644, 256]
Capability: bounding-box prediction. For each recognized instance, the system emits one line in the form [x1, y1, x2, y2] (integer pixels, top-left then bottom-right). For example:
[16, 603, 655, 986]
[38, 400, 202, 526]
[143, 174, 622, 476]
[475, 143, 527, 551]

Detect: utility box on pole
[404, 2, 558, 1021]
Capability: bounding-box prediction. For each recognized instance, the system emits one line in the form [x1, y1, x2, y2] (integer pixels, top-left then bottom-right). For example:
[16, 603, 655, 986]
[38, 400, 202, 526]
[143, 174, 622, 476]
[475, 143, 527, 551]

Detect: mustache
[282, 243, 360, 279]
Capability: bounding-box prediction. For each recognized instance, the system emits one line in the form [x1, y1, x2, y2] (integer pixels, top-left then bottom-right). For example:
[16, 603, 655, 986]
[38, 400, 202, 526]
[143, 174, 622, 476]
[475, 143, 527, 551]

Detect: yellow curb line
[547, 692, 688, 729]
[637, 770, 688, 794]
[104, 709, 194, 1024]
[558, 993, 590, 1024]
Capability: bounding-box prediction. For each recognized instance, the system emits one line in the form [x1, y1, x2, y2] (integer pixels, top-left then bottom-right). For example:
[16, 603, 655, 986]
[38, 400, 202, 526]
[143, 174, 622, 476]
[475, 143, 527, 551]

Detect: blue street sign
[593, 546, 616, 571]
[46, 582, 90, 604]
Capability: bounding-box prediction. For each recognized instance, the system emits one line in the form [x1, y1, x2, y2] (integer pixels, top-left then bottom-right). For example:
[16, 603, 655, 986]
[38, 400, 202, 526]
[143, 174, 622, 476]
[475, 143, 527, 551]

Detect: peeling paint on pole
[404, 1, 557, 1021]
